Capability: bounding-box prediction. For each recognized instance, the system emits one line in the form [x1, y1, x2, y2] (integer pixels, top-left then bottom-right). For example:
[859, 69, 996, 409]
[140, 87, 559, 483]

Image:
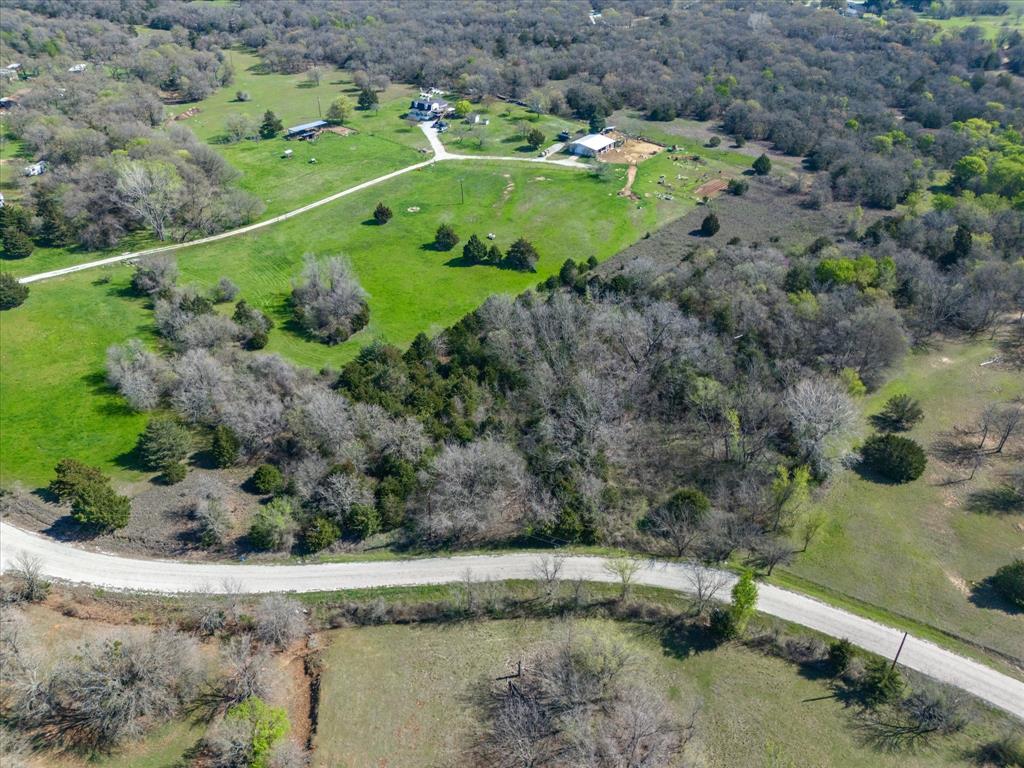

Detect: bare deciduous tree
[783, 378, 857, 475]
[253, 595, 308, 649]
[115, 158, 182, 241]
[604, 556, 643, 602]
[684, 564, 730, 617]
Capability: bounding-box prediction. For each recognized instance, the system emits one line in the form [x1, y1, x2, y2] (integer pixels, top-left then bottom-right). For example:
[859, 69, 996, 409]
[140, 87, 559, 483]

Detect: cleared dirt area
[618, 164, 638, 199]
[695, 177, 729, 198]
[323, 125, 356, 136]
[600, 133, 663, 164]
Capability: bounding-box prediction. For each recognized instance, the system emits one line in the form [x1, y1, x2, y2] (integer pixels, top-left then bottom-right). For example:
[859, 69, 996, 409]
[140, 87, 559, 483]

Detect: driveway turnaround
[18, 125, 583, 285]
[1, 521, 1021, 720]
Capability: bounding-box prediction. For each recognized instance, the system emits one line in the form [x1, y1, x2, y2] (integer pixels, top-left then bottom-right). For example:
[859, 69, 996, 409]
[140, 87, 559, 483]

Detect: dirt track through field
[618, 164, 638, 199]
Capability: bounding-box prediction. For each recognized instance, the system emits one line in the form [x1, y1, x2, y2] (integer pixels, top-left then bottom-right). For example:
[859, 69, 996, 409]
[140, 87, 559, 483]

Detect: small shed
[68, 63, 88, 73]
[285, 120, 328, 140]
[23, 161, 46, 177]
[568, 133, 616, 157]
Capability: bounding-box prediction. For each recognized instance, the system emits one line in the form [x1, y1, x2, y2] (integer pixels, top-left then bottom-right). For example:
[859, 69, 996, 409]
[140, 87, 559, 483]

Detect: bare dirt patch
[695, 178, 729, 198]
[324, 125, 355, 136]
[168, 106, 200, 123]
[601, 134, 663, 164]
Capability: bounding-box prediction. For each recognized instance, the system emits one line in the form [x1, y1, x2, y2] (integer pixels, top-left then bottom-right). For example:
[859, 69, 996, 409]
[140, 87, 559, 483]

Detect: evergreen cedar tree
[358, 88, 378, 109]
[463, 233, 487, 263]
[991, 559, 1024, 609]
[251, 463, 285, 495]
[700, 212, 720, 236]
[526, 127, 545, 149]
[873, 394, 924, 432]
[373, 201, 393, 224]
[752, 153, 772, 175]
[505, 238, 539, 272]
[861, 433, 927, 483]
[50, 458, 131, 529]
[212, 425, 240, 467]
[0, 272, 28, 309]
[259, 110, 283, 139]
[435, 223, 460, 251]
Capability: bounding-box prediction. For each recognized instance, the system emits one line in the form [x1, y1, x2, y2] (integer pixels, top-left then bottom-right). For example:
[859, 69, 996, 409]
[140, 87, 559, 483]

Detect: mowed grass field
[920, 4, 1024, 40]
[313, 619, 1005, 768]
[782, 339, 1024, 662]
[438, 101, 585, 155]
[1, 159, 692, 488]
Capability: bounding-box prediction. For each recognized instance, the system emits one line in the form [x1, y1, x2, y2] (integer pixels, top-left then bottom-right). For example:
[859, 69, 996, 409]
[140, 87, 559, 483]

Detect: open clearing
[600, 133, 663, 164]
[1, 159, 699, 488]
[782, 339, 1024, 662]
[313, 618, 1005, 768]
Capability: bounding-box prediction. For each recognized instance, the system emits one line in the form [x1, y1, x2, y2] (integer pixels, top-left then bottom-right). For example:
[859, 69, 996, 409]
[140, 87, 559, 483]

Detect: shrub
[138, 415, 192, 473]
[194, 497, 231, 549]
[212, 425, 240, 467]
[977, 733, 1024, 768]
[434, 223, 459, 251]
[162, 461, 187, 485]
[291, 256, 369, 345]
[233, 299, 274, 350]
[131, 256, 178, 296]
[223, 698, 290, 768]
[346, 503, 381, 539]
[827, 638, 855, 676]
[212, 277, 239, 303]
[991, 559, 1024, 609]
[259, 110, 282, 139]
[50, 458, 106, 502]
[504, 238, 539, 272]
[861, 433, 927, 483]
[752, 153, 772, 175]
[839, 367, 866, 397]
[700, 212, 720, 236]
[0, 272, 28, 309]
[872, 393, 924, 432]
[709, 606, 738, 640]
[726, 178, 748, 195]
[729, 569, 757, 636]
[248, 498, 297, 551]
[526, 127, 545, 149]
[373, 201, 392, 224]
[303, 517, 341, 552]
[251, 464, 285, 495]
[707, 135, 721, 147]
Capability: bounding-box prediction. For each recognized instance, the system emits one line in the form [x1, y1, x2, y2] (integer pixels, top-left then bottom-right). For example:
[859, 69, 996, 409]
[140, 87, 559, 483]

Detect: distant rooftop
[286, 120, 328, 133]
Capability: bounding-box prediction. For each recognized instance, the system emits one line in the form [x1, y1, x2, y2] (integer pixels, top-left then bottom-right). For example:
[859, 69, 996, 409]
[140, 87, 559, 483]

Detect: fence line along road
[17, 125, 584, 286]
[1, 521, 1021, 720]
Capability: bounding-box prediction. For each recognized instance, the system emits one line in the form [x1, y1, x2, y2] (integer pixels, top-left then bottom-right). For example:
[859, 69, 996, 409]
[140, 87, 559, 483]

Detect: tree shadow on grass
[850, 461, 904, 486]
[969, 579, 1022, 615]
[639, 617, 718, 660]
[965, 485, 1024, 515]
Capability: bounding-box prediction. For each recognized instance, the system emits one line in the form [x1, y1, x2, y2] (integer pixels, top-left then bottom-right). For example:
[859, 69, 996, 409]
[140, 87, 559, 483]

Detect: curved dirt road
[1, 521, 1021, 720]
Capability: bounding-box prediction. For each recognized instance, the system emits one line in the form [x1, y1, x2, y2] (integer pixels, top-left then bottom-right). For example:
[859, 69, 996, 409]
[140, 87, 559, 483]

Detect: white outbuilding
[568, 133, 616, 157]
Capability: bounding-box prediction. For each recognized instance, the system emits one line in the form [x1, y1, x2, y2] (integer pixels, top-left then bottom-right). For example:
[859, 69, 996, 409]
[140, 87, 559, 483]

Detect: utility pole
[460, 178, 464, 205]
[317, 96, 322, 119]
[890, 632, 908, 672]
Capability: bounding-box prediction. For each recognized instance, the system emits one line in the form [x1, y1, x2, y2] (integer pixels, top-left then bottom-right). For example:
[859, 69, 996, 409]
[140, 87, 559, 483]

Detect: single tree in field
[861, 433, 927, 483]
[504, 238, 539, 272]
[453, 99, 471, 117]
[728, 568, 757, 635]
[357, 88, 378, 110]
[326, 96, 352, 125]
[991, 559, 1024, 609]
[872, 393, 924, 432]
[752, 153, 772, 175]
[700, 211, 720, 236]
[434, 223, 459, 251]
[526, 127, 545, 149]
[0, 272, 28, 309]
[259, 110, 283, 139]
[373, 201, 392, 224]
[462, 233, 487, 263]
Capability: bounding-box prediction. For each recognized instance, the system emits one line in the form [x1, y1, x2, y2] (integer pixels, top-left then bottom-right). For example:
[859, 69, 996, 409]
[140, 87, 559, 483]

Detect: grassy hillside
[314, 619, 1004, 768]
[783, 339, 1024, 662]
